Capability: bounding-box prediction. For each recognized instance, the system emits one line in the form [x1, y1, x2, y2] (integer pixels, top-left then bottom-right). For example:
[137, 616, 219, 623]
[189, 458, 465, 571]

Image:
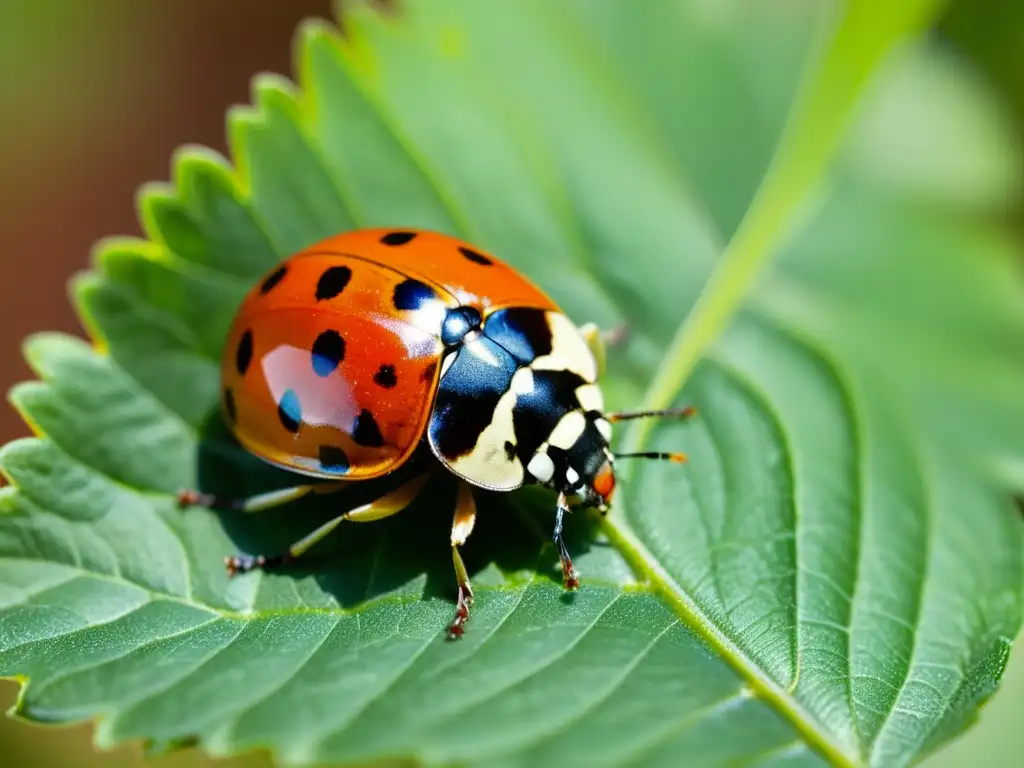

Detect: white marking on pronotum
[548, 411, 586, 450]
[510, 368, 535, 395]
[530, 312, 598, 382]
[565, 467, 580, 486]
[575, 383, 604, 412]
[596, 418, 613, 443]
[527, 452, 555, 483]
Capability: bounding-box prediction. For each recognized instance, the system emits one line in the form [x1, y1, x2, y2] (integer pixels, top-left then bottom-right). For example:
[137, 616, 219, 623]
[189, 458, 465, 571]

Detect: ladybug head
[523, 409, 690, 514]
[525, 415, 619, 513]
[570, 412, 691, 514]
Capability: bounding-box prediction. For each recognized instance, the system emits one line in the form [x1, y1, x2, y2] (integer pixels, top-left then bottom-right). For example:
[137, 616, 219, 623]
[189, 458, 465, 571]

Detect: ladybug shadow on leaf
[190, 409, 599, 609]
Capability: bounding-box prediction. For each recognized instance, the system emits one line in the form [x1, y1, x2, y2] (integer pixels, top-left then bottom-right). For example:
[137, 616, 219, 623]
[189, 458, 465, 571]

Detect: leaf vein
[490, 616, 681, 756]
[422, 590, 626, 732]
[309, 628, 438, 753]
[220, 614, 342, 739]
[616, 688, 752, 766]
[25, 612, 221, 699]
[420, 578, 537, 683]
[868, 442, 936, 760]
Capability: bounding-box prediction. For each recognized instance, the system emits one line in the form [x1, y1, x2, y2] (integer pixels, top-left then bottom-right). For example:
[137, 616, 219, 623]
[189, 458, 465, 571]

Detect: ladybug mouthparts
[592, 462, 617, 509]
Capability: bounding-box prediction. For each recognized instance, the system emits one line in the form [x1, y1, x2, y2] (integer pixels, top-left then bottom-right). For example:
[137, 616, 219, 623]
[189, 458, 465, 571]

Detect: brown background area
[0, 2, 329, 765]
[0, 0, 332, 444]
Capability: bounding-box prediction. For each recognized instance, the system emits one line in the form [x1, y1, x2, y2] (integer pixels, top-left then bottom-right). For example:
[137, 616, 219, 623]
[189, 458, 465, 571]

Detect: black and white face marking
[524, 410, 616, 507]
[427, 307, 615, 504]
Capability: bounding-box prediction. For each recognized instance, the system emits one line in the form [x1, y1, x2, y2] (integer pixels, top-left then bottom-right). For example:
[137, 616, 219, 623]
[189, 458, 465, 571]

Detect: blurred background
[0, 1, 1021, 766]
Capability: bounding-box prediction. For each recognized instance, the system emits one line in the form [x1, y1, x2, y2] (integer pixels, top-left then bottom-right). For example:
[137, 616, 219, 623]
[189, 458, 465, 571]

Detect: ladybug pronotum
[178, 228, 693, 638]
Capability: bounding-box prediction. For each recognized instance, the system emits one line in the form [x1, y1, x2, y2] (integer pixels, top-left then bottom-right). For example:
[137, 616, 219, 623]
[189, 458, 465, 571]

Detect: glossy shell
[301, 228, 560, 313]
[220, 228, 557, 481]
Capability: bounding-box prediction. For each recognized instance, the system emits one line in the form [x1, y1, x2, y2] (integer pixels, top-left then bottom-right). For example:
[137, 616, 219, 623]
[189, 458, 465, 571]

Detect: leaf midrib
[612, 330, 872, 765]
[0, 555, 638, 623]
[598, 515, 858, 768]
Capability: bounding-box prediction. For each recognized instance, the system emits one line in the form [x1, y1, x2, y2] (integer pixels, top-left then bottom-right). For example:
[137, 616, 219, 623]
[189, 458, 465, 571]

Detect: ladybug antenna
[614, 451, 688, 463]
[606, 406, 696, 423]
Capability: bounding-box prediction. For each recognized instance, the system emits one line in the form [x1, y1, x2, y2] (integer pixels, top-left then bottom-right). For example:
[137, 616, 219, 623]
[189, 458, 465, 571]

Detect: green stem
[608, 1, 949, 765]
[620, 0, 946, 457]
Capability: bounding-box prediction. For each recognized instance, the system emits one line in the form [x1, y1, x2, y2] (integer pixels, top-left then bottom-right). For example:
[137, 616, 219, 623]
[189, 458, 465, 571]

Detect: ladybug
[178, 228, 693, 638]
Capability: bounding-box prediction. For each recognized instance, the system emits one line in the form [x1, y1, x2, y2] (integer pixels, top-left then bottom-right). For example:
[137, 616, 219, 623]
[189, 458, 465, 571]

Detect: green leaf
[2, 2, 1022, 767]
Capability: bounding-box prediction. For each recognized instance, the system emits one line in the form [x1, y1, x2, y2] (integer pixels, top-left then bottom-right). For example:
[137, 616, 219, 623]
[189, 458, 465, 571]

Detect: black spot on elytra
[421, 360, 438, 383]
[277, 389, 302, 434]
[373, 364, 397, 389]
[236, 330, 254, 375]
[393, 278, 438, 311]
[458, 246, 493, 266]
[381, 231, 417, 246]
[311, 330, 345, 377]
[316, 265, 352, 301]
[223, 388, 237, 424]
[353, 409, 385, 447]
[260, 265, 288, 295]
[504, 440, 516, 461]
[319, 445, 350, 474]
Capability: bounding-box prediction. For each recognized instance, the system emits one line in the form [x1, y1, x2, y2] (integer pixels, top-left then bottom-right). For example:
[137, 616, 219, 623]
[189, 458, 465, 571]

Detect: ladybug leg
[176, 482, 342, 514]
[447, 483, 477, 640]
[579, 322, 630, 378]
[553, 492, 580, 591]
[218, 473, 431, 577]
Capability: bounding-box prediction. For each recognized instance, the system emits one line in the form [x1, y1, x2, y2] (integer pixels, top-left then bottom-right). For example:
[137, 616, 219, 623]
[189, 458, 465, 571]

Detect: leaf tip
[68, 266, 104, 315]
[176, 146, 250, 222]
[0, 484, 20, 514]
[224, 105, 261, 192]
[0, 435, 46, 470]
[299, 15, 342, 48]
[64, 272, 111, 357]
[296, 16, 342, 76]
[172, 144, 234, 186]
[136, 179, 176, 215]
[21, 331, 87, 368]
[252, 72, 302, 115]
[93, 236, 159, 269]
[6, 382, 47, 440]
